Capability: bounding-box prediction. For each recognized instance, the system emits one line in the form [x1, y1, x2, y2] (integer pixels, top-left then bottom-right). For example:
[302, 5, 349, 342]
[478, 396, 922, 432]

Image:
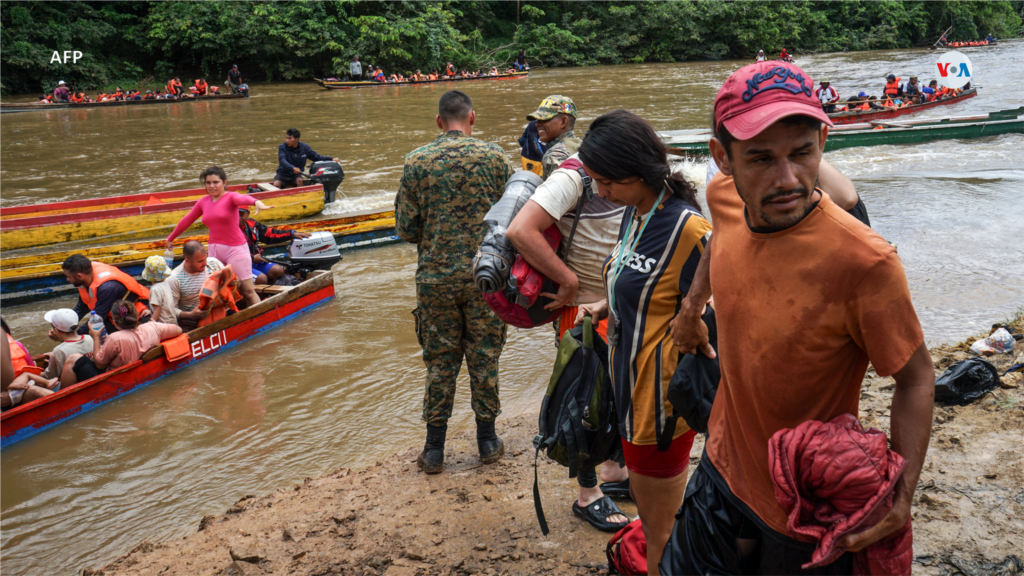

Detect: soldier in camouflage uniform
[527, 95, 582, 180]
[395, 90, 514, 474]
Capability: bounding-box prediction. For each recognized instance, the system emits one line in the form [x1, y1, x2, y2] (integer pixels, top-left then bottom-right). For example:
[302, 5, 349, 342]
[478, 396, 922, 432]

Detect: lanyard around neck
[608, 187, 667, 317]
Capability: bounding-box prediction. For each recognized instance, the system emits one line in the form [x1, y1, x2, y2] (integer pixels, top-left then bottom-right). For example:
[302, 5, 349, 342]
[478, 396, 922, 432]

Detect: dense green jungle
[2, 0, 1022, 94]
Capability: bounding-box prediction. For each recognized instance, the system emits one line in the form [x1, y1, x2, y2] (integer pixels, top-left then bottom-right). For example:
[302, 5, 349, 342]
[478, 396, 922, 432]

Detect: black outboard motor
[305, 161, 346, 204]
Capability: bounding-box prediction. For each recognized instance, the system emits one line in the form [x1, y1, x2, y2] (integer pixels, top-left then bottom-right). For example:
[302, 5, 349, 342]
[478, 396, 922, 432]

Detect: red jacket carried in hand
[769, 414, 913, 576]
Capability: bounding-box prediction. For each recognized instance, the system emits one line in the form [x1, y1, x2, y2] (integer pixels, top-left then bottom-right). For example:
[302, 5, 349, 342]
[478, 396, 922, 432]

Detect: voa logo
[936, 51, 973, 90]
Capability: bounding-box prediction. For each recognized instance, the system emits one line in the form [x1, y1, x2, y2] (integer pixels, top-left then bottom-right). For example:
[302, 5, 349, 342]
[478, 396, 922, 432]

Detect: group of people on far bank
[396, 60, 934, 575]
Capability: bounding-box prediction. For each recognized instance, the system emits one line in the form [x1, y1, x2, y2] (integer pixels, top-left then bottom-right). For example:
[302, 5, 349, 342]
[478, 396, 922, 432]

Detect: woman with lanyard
[166, 166, 274, 307]
[575, 110, 712, 576]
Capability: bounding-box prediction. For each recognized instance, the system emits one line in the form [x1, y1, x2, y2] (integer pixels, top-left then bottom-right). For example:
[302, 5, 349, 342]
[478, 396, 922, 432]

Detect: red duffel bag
[607, 519, 648, 575]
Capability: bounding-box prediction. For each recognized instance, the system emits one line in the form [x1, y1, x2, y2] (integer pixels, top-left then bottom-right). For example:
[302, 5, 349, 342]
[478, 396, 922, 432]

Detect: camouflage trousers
[414, 282, 507, 425]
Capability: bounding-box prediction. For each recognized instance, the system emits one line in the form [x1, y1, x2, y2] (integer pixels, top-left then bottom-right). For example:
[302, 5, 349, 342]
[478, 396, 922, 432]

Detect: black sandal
[600, 478, 631, 499]
[572, 496, 629, 533]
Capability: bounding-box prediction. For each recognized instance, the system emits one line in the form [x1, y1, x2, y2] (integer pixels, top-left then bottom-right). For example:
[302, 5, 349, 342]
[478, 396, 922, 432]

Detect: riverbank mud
[93, 316, 1024, 576]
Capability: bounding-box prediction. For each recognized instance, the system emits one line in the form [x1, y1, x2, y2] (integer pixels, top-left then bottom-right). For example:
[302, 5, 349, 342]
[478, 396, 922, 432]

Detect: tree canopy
[2, 0, 1021, 94]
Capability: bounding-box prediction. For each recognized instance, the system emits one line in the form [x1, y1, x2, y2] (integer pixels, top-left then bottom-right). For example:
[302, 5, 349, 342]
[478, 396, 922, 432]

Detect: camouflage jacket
[396, 131, 514, 284]
[541, 130, 582, 180]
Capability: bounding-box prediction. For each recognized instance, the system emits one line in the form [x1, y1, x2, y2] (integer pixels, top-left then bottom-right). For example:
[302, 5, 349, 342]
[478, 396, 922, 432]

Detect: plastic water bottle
[88, 312, 105, 333]
[163, 249, 175, 269]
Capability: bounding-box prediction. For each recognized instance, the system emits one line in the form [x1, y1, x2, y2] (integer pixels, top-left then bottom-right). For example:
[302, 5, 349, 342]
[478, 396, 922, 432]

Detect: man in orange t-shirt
[660, 62, 935, 574]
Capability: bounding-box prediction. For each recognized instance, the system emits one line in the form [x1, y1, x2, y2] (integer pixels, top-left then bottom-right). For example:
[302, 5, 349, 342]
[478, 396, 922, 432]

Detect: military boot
[476, 419, 505, 464]
[417, 424, 447, 474]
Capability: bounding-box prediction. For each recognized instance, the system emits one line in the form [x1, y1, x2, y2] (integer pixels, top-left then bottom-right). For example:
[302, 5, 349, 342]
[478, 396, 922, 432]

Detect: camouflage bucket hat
[527, 95, 577, 121]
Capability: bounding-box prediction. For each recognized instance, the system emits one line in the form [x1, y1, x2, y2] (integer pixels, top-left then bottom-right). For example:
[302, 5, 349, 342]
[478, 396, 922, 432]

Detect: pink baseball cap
[713, 62, 833, 140]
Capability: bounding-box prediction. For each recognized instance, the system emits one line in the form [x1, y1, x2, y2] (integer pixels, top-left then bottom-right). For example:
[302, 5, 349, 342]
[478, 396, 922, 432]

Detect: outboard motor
[264, 231, 342, 281]
[306, 161, 346, 204]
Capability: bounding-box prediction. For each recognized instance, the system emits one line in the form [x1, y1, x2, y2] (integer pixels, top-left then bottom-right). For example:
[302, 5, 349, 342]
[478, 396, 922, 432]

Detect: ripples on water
[1, 45, 1022, 575]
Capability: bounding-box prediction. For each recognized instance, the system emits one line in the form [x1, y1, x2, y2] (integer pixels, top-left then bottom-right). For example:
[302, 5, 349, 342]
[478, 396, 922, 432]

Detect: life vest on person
[78, 262, 150, 320]
[207, 85, 219, 94]
[194, 80, 208, 95]
[6, 333, 41, 377]
[429, 73, 438, 80]
[71, 93, 84, 103]
[197, 265, 241, 327]
[884, 77, 901, 96]
[445, 63, 455, 76]
[859, 102, 871, 110]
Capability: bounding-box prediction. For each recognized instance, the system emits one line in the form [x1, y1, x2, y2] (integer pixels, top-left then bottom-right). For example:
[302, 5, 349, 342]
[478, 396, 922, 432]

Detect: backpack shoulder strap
[555, 158, 593, 262]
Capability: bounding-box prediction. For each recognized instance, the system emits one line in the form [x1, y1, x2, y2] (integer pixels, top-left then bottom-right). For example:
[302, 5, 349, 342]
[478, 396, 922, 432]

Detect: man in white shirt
[815, 77, 840, 113]
[168, 240, 223, 331]
[349, 56, 362, 81]
[507, 153, 632, 532]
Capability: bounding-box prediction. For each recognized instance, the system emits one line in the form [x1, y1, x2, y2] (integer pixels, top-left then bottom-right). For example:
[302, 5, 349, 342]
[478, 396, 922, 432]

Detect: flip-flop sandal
[572, 496, 629, 533]
[600, 478, 631, 499]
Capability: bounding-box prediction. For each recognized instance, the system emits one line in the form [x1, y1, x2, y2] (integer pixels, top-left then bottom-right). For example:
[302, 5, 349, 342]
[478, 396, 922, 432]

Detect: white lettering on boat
[190, 331, 227, 359]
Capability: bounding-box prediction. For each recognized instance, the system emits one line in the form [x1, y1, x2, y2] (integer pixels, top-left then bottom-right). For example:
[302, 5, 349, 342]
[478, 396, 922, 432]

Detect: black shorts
[73, 356, 105, 382]
[660, 452, 853, 575]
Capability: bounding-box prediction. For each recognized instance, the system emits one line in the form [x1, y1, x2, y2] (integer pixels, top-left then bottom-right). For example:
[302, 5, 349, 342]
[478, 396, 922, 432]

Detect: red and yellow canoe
[828, 88, 978, 125]
[0, 183, 325, 250]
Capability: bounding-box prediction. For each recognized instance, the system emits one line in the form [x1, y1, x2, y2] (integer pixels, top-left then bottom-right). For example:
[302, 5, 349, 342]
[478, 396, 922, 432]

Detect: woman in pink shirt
[166, 166, 274, 306]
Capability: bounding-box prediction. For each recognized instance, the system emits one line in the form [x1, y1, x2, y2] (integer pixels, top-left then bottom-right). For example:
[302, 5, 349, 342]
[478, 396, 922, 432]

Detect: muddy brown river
[2, 46, 1023, 575]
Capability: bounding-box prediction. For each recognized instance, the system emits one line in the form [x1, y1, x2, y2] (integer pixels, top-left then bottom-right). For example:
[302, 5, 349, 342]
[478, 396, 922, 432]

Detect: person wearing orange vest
[62, 254, 151, 336]
[883, 74, 903, 97]
[194, 79, 209, 95]
[71, 92, 85, 103]
[1, 320, 56, 411]
[445, 62, 455, 76]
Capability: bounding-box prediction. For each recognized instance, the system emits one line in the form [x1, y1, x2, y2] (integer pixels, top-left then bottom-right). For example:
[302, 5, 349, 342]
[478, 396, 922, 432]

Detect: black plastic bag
[665, 307, 719, 435]
[934, 357, 1000, 405]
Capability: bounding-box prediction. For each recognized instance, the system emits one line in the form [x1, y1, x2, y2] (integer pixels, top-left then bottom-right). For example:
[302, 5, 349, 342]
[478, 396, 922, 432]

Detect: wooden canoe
[0, 208, 398, 305]
[827, 88, 978, 125]
[0, 270, 336, 447]
[660, 108, 1023, 156]
[0, 184, 325, 251]
[0, 93, 245, 114]
[315, 71, 529, 90]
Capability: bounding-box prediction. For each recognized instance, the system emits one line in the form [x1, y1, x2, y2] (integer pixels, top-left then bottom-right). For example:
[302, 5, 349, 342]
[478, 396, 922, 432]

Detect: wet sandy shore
[92, 316, 1024, 576]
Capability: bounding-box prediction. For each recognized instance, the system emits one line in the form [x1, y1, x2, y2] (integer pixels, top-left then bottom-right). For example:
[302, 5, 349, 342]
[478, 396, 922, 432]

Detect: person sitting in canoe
[62, 254, 152, 337]
[167, 167, 275, 309]
[60, 304, 182, 387]
[54, 80, 71, 102]
[238, 207, 312, 285]
[142, 256, 178, 326]
[815, 77, 839, 113]
[271, 128, 341, 189]
[779, 48, 793, 62]
[903, 76, 922, 99]
[41, 309, 95, 381]
[429, 70, 439, 80]
[445, 62, 455, 76]
[192, 79, 209, 96]
[143, 90, 155, 100]
[1, 320, 58, 411]
[756, 49, 766, 62]
[167, 78, 183, 98]
[166, 241, 224, 331]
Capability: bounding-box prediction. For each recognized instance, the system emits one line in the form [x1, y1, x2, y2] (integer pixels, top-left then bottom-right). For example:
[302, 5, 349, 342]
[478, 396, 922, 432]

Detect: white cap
[58, 80, 66, 85]
[44, 309, 79, 332]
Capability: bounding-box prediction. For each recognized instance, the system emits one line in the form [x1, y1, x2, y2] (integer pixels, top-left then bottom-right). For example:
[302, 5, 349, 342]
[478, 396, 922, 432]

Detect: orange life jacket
[71, 93, 84, 103]
[445, 64, 455, 75]
[7, 332, 32, 377]
[78, 262, 150, 320]
[429, 73, 437, 80]
[197, 265, 241, 327]
[859, 102, 871, 110]
[194, 81, 208, 95]
[884, 77, 901, 96]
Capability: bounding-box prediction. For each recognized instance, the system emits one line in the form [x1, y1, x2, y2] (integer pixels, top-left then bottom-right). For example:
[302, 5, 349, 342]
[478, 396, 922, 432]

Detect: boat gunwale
[0, 186, 324, 230]
[0, 93, 245, 113]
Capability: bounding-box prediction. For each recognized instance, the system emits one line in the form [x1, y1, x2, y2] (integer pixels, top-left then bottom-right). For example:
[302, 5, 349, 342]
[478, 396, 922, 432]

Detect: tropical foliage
[2, 0, 1021, 94]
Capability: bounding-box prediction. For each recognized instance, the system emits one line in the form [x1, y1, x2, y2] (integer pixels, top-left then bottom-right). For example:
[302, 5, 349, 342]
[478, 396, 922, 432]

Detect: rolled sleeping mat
[474, 171, 545, 294]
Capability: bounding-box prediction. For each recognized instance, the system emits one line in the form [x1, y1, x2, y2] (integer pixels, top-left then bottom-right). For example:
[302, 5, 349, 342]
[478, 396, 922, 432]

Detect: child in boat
[61, 304, 182, 386]
[143, 256, 178, 326]
[2, 319, 58, 410]
[41, 309, 93, 381]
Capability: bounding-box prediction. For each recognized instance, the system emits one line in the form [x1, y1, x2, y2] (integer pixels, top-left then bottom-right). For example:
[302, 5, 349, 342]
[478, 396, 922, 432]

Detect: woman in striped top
[575, 110, 712, 576]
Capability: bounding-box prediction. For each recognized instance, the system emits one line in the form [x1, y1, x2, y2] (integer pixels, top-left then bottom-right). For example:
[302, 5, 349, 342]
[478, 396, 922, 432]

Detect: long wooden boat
[0, 270, 335, 447]
[0, 184, 325, 251]
[0, 93, 245, 114]
[0, 208, 398, 305]
[660, 107, 1023, 156]
[315, 71, 529, 90]
[827, 88, 977, 125]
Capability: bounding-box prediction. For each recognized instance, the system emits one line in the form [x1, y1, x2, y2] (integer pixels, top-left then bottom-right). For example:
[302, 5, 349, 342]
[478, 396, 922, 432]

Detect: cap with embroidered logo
[713, 62, 832, 141]
[526, 95, 577, 121]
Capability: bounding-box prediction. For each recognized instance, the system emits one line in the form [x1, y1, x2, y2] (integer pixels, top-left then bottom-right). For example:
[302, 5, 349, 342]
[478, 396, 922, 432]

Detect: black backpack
[664, 306, 720, 438]
[532, 316, 620, 535]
